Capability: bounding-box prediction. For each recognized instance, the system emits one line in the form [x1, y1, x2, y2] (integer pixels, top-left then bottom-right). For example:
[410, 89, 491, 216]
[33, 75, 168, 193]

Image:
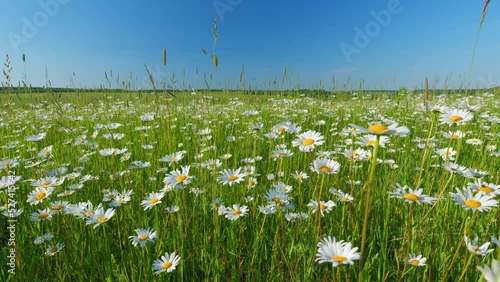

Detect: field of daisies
[0, 90, 499, 281]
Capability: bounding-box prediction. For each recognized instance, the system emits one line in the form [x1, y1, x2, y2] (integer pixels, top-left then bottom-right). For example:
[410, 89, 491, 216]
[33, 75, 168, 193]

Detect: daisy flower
[310, 158, 341, 174]
[467, 180, 500, 196]
[315, 236, 361, 266]
[348, 122, 410, 136]
[464, 235, 494, 256]
[163, 166, 192, 187]
[141, 192, 165, 211]
[31, 177, 64, 188]
[337, 192, 354, 203]
[442, 130, 466, 139]
[463, 168, 489, 180]
[450, 187, 498, 212]
[217, 168, 246, 186]
[291, 171, 309, 182]
[152, 251, 181, 274]
[356, 134, 390, 148]
[307, 199, 336, 216]
[86, 207, 115, 229]
[477, 260, 500, 282]
[440, 108, 473, 126]
[129, 227, 158, 247]
[46, 243, 64, 256]
[443, 162, 466, 175]
[224, 204, 249, 220]
[292, 130, 324, 152]
[389, 184, 437, 205]
[27, 187, 54, 205]
[30, 208, 53, 222]
[406, 254, 427, 266]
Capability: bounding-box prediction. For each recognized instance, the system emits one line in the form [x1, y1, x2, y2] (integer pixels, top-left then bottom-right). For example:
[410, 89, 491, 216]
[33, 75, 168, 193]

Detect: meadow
[0, 86, 499, 281]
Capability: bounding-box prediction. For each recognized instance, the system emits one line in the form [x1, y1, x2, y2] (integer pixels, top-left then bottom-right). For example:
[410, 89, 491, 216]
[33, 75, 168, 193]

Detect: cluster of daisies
[0, 92, 499, 280]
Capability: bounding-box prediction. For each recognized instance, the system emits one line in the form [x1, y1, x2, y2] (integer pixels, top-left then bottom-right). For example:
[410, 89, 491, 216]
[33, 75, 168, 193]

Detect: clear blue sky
[1, 0, 499, 90]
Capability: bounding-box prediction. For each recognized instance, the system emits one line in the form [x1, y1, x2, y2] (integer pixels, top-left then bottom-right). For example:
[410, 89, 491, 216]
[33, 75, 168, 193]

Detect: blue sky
[1, 0, 499, 90]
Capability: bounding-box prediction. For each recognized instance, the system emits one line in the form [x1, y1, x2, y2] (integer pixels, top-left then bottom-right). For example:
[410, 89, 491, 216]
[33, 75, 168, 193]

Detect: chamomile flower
[292, 130, 324, 152]
[477, 260, 500, 282]
[389, 185, 437, 205]
[310, 158, 341, 174]
[129, 227, 158, 247]
[46, 243, 64, 256]
[291, 171, 309, 182]
[356, 134, 390, 148]
[224, 204, 249, 220]
[217, 168, 246, 186]
[443, 130, 466, 139]
[163, 166, 192, 187]
[31, 177, 64, 188]
[467, 180, 500, 196]
[152, 251, 181, 274]
[315, 236, 361, 266]
[349, 122, 410, 136]
[406, 254, 427, 266]
[27, 187, 54, 205]
[464, 235, 494, 256]
[440, 108, 473, 126]
[30, 208, 53, 222]
[86, 207, 115, 229]
[141, 192, 165, 211]
[307, 199, 336, 216]
[450, 187, 498, 212]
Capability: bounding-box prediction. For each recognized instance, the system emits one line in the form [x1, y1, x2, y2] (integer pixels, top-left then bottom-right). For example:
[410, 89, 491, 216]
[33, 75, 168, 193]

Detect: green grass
[0, 88, 499, 281]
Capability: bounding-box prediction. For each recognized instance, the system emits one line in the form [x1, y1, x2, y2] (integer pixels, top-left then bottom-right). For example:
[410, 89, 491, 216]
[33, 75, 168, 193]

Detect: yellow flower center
[162, 262, 173, 270]
[3, 162, 12, 167]
[451, 134, 459, 139]
[54, 205, 63, 210]
[278, 127, 286, 132]
[302, 138, 315, 146]
[296, 175, 303, 179]
[84, 211, 93, 217]
[233, 209, 242, 216]
[36, 192, 47, 201]
[276, 201, 287, 207]
[319, 166, 332, 173]
[228, 175, 239, 181]
[50, 247, 58, 253]
[449, 115, 463, 122]
[39, 213, 49, 219]
[248, 181, 255, 186]
[150, 198, 159, 205]
[331, 255, 347, 263]
[272, 197, 280, 202]
[175, 175, 187, 182]
[97, 216, 108, 223]
[171, 157, 177, 162]
[410, 259, 420, 265]
[478, 185, 493, 194]
[117, 199, 125, 204]
[138, 235, 149, 241]
[464, 199, 481, 208]
[368, 124, 388, 134]
[366, 140, 376, 146]
[341, 197, 349, 202]
[41, 181, 51, 187]
[403, 193, 420, 201]
[319, 204, 327, 210]
[209, 162, 215, 167]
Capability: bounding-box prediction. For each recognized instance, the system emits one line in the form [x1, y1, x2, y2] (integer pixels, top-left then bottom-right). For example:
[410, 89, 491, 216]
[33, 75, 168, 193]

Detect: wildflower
[337, 192, 354, 202]
[129, 227, 158, 247]
[467, 180, 500, 196]
[310, 158, 341, 174]
[463, 168, 489, 180]
[163, 166, 192, 187]
[292, 130, 325, 152]
[141, 192, 165, 211]
[307, 199, 336, 216]
[152, 252, 181, 274]
[30, 208, 53, 222]
[86, 207, 115, 229]
[466, 138, 483, 146]
[443, 162, 466, 175]
[217, 168, 246, 186]
[356, 134, 389, 148]
[349, 122, 410, 136]
[31, 177, 64, 188]
[27, 187, 54, 205]
[450, 187, 498, 212]
[406, 254, 427, 266]
[464, 235, 494, 256]
[291, 171, 309, 182]
[164, 206, 180, 214]
[34, 233, 54, 245]
[389, 184, 437, 205]
[316, 236, 361, 266]
[224, 204, 249, 220]
[159, 151, 185, 165]
[440, 108, 473, 126]
[46, 243, 64, 256]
